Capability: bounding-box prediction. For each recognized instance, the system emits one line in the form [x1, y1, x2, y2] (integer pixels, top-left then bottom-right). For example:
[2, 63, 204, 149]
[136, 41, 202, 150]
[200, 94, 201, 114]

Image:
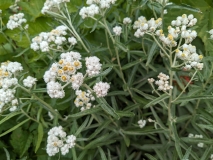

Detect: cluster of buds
[176, 44, 203, 70]
[6, 13, 28, 30]
[46, 126, 76, 156]
[74, 90, 95, 111]
[188, 133, 204, 148]
[31, 25, 76, 52]
[148, 73, 173, 92]
[79, 0, 117, 19]
[41, 0, 70, 14]
[133, 16, 162, 38]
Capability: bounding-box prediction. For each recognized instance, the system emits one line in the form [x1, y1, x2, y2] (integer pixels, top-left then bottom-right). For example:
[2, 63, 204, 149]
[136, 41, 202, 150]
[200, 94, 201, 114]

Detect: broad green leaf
[10, 127, 33, 157]
[35, 123, 43, 153]
[0, 0, 13, 9]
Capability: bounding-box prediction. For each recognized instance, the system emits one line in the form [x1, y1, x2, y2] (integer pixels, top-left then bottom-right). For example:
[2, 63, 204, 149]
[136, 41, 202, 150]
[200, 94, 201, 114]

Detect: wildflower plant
[1, 0, 213, 159]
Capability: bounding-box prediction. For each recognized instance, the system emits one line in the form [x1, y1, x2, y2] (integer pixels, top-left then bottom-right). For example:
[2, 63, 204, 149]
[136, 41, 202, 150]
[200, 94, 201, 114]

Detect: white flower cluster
[23, 76, 37, 88]
[133, 16, 162, 38]
[113, 26, 122, 36]
[123, 17, 132, 25]
[0, 61, 23, 112]
[44, 51, 83, 98]
[68, 37, 77, 46]
[148, 73, 173, 91]
[85, 56, 102, 77]
[171, 14, 197, 28]
[208, 29, 213, 39]
[74, 90, 95, 111]
[176, 44, 203, 71]
[93, 81, 110, 97]
[138, 119, 146, 128]
[188, 133, 204, 148]
[31, 25, 68, 52]
[46, 126, 76, 156]
[6, 13, 27, 30]
[41, 0, 70, 14]
[79, 0, 117, 19]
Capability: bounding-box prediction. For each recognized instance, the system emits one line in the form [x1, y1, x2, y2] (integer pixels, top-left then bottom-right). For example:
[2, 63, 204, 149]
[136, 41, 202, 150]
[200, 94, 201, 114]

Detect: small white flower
[93, 81, 110, 97]
[47, 81, 65, 98]
[138, 119, 146, 128]
[85, 56, 102, 77]
[7, 13, 27, 30]
[23, 76, 37, 88]
[113, 26, 122, 36]
[123, 17, 132, 24]
[68, 37, 77, 45]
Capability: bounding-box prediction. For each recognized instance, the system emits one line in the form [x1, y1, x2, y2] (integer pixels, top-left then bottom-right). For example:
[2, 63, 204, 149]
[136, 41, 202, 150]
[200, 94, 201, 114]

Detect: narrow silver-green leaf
[98, 147, 108, 160]
[144, 94, 169, 108]
[122, 59, 142, 70]
[35, 123, 43, 153]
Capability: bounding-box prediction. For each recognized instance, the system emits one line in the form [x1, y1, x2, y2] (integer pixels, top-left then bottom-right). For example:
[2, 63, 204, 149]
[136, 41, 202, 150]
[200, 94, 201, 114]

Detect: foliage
[0, 0, 213, 159]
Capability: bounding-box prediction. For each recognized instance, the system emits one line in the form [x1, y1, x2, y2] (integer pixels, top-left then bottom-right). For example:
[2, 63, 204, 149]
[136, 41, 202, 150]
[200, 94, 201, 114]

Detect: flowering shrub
[1, 0, 213, 159]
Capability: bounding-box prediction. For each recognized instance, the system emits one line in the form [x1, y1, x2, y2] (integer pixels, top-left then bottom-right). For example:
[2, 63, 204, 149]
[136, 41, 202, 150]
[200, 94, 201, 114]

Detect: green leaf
[122, 128, 166, 135]
[145, 153, 158, 160]
[75, 116, 90, 136]
[67, 107, 102, 119]
[18, 0, 45, 19]
[146, 41, 158, 66]
[115, 41, 128, 52]
[0, 112, 21, 125]
[122, 59, 142, 70]
[98, 147, 108, 160]
[97, 98, 120, 119]
[143, 94, 169, 108]
[10, 127, 33, 157]
[0, 119, 30, 137]
[174, 95, 213, 103]
[35, 123, 43, 153]
[200, 145, 212, 160]
[107, 91, 129, 96]
[116, 111, 135, 117]
[182, 146, 192, 160]
[3, 147, 10, 160]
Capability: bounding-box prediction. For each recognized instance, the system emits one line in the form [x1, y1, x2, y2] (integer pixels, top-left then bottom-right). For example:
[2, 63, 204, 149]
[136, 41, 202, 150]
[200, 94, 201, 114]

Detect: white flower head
[93, 81, 110, 97]
[7, 13, 27, 30]
[138, 119, 146, 128]
[123, 17, 132, 24]
[85, 56, 102, 77]
[23, 76, 37, 88]
[113, 26, 122, 36]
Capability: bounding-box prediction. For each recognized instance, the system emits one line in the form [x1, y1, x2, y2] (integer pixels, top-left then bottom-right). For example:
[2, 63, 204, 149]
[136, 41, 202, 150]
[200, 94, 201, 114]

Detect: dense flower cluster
[6, 13, 27, 30]
[79, 0, 117, 19]
[46, 126, 76, 156]
[188, 133, 204, 148]
[74, 90, 95, 111]
[23, 76, 37, 88]
[31, 25, 70, 52]
[43, 51, 82, 98]
[93, 81, 110, 97]
[41, 0, 70, 14]
[0, 61, 23, 112]
[113, 26, 122, 36]
[133, 16, 162, 38]
[176, 44, 203, 70]
[148, 73, 173, 92]
[138, 119, 146, 128]
[208, 29, 213, 39]
[85, 56, 102, 77]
